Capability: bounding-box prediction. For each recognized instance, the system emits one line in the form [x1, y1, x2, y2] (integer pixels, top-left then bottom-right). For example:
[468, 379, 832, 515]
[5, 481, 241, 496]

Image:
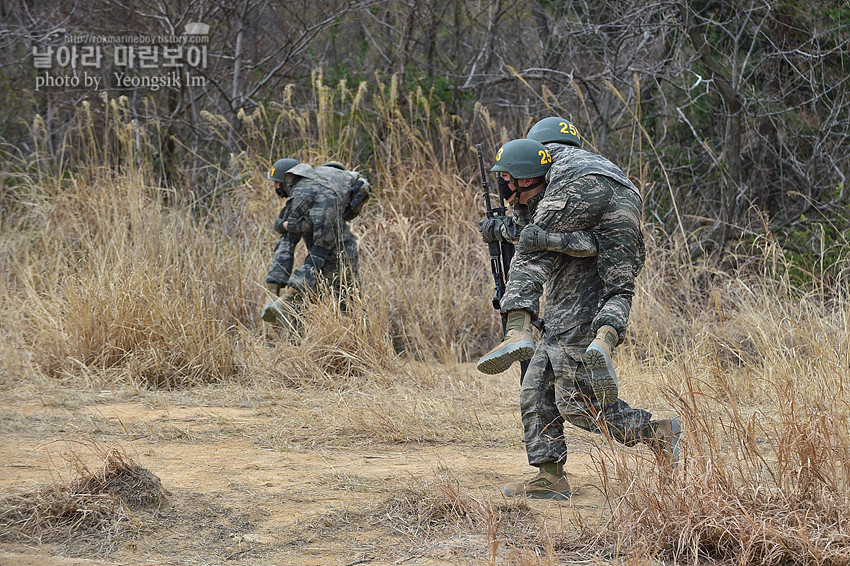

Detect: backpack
[343, 177, 371, 221]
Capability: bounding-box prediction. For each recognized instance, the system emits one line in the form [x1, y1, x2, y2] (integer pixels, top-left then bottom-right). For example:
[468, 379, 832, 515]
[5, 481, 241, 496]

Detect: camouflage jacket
[546, 143, 640, 197]
[279, 163, 363, 252]
[265, 164, 364, 286]
[523, 148, 638, 334]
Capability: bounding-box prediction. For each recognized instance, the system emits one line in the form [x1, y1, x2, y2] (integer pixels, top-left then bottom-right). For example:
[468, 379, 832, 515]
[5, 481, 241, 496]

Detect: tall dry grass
[1, 72, 850, 563]
[0, 75, 505, 389]
[595, 231, 850, 564]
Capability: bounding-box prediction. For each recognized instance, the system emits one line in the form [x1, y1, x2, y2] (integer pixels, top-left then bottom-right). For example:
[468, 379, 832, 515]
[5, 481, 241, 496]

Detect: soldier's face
[499, 173, 539, 204]
[273, 181, 288, 198]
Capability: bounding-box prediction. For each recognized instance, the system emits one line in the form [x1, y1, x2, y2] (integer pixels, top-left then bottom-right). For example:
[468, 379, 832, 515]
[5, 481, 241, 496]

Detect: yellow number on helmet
[559, 121, 581, 139]
[538, 149, 552, 165]
[496, 147, 504, 161]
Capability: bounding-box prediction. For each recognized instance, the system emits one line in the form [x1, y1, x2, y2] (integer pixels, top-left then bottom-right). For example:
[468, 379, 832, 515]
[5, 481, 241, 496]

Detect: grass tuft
[0, 441, 164, 551]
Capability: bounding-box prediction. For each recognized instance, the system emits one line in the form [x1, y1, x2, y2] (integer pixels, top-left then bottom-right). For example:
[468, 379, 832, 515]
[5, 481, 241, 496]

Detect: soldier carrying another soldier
[262, 158, 369, 328]
[476, 125, 680, 500]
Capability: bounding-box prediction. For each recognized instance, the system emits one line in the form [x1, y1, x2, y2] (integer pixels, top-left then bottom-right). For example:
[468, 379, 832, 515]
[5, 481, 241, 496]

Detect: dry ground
[0, 363, 632, 566]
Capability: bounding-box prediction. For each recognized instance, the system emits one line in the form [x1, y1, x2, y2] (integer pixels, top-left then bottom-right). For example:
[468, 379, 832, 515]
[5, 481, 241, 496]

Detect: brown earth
[0, 369, 621, 566]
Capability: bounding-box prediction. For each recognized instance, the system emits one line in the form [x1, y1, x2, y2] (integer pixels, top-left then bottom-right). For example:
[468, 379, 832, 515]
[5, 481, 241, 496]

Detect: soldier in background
[476, 137, 679, 501]
[262, 158, 369, 326]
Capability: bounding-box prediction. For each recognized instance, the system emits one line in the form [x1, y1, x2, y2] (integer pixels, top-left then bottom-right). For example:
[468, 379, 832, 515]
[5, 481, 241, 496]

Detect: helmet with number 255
[526, 117, 582, 147]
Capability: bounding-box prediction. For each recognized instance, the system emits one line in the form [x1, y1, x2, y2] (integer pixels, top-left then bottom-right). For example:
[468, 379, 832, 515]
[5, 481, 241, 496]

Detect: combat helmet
[321, 161, 346, 170]
[527, 117, 582, 147]
[268, 158, 299, 182]
[491, 138, 552, 181]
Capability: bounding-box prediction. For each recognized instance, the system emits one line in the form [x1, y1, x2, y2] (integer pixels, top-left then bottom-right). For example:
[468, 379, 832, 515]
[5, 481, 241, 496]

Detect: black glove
[517, 223, 552, 252]
[478, 216, 517, 243]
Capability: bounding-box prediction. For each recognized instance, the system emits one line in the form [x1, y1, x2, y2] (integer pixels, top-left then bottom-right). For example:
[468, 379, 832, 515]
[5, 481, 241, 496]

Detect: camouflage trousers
[520, 322, 652, 465]
[266, 233, 360, 294]
[502, 175, 645, 340]
[266, 233, 300, 286]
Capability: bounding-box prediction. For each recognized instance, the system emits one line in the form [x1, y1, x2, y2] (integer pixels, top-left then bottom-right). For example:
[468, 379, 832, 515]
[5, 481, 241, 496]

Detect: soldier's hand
[478, 216, 517, 243]
[284, 217, 312, 235]
[517, 223, 551, 252]
[274, 216, 311, 235]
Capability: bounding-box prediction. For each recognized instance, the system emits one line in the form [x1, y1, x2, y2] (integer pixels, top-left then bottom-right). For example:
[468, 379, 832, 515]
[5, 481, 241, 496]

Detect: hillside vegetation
[1, 74, 849, 563]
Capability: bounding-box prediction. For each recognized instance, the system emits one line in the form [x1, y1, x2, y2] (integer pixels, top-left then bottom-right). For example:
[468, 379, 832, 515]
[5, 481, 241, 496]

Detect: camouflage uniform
[500, 148, 653, 465]
[521, 308, 653, 465]
[265, 164, 362, 293]
[501, 144, 646, 342]
[491, 177, 598, 256]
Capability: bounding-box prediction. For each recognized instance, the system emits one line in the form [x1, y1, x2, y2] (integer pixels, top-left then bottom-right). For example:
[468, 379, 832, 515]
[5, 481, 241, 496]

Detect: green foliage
[781, 220, 850, 289]
[823, 5, 850, 23]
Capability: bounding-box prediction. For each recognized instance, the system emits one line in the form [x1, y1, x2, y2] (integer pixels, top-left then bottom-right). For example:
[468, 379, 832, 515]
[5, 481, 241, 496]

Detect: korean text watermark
[33, 23, 210, 92]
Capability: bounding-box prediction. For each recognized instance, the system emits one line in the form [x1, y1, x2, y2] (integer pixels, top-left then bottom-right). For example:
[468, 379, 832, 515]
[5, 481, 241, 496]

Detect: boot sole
[584, 345, 619, 404]
[477, 340, 535, 375]
[261, 302, 280, 323]
[503, 486, 571, 501]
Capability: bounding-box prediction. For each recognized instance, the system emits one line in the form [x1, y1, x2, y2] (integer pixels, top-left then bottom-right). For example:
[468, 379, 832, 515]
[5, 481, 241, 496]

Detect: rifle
[476, 144, 515, 314]
[477, 144, 529, 383]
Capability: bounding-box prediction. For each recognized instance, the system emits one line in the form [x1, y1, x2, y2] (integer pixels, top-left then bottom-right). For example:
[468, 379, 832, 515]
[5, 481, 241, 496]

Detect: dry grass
[599, 385, 850, 564]
[0, 75, 504, 391]
[0, 441, 164, 551]
[319, 468, 608, 565]
[600, 251, 850, 565]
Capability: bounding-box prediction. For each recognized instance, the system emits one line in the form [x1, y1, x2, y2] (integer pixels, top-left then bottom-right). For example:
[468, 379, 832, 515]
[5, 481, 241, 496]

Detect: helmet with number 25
[490, 138, 552, 180]
[526, 117, 582, 147]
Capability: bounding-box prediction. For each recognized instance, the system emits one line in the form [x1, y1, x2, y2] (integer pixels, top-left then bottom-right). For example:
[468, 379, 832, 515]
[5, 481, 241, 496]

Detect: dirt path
[0, 392, 611, 565]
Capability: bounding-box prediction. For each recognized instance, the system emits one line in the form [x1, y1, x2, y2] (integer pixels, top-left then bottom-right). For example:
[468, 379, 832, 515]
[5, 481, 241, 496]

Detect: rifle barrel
[477, 143, 507, 310]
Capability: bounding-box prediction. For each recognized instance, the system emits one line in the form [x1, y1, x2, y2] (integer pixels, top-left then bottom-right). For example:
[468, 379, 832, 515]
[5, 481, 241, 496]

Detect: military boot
[476, 311, 535, 375]
[503, 462, 571, 501]
[261, 299, 284, 323]
[262, 283, 281, 323]
[584, 325, 619, 404]
[642, 417, 682, 467]
[261, 286, 296, 324]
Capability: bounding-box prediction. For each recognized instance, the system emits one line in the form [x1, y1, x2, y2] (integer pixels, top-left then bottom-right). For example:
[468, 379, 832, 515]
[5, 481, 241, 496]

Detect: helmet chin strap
[507, 176, 545, 203]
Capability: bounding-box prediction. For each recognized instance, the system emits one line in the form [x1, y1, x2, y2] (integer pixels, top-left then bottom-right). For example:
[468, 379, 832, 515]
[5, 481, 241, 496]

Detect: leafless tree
[1, 0, 847, 253]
